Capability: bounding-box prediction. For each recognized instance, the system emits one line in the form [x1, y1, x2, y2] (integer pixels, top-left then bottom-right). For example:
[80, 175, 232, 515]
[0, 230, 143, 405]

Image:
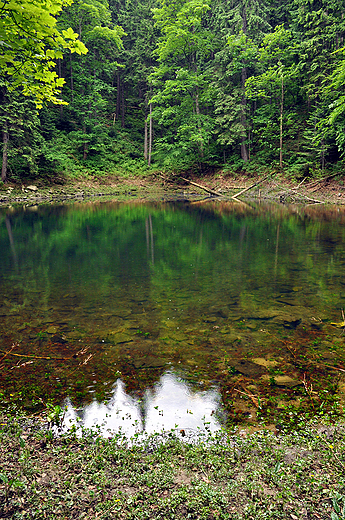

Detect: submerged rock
[203, 316, 218, 323]
[252, 357, 280, 368]
[108, 332, 133, 344]
[209, 306, 229, 318]
[46, 325, 58, 334]
[166, 332, 187, 342]
[114, 308, 132, 318]
[133, 356, 166, 369]
[272, 313, 302, 329]
[245, 322, 257, 330]
[246, 310, 279, 320]
[230, 359, 267, 378]
[51, 334, 67, 344]
[260, 374, 301, 387]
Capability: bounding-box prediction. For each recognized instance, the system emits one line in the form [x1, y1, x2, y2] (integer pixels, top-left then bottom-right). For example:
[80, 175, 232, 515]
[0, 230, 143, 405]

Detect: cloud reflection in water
[62, 372, 221, 437]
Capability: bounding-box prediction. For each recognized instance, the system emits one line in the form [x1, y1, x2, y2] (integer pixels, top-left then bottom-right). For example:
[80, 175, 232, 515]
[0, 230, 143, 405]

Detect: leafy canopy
[0, 0, 87, 107]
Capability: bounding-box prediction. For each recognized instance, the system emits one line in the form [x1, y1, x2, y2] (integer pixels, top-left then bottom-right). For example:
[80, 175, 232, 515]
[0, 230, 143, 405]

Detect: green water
[1, 199, 345, 432]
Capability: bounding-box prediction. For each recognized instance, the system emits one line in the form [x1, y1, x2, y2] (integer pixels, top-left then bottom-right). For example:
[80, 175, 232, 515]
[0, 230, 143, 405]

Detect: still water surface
[1, 199, 345, 434]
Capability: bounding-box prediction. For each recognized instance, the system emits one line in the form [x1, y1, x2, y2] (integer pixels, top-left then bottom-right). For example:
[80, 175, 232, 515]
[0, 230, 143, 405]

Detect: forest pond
[1, 198, 345, 436]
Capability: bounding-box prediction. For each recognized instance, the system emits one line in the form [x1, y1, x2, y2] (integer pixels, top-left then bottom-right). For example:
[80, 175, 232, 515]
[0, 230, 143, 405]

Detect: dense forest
[2, 0, 345, 182]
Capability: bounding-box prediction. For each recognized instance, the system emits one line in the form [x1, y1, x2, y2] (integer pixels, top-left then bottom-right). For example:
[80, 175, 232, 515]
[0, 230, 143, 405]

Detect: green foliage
[0, 91, 44, 178]
[1, 0, 345, 179]
[332, 493, 345, 520]
[150, 0, 217, 169]
[46, 403, 65, 429]
[0, 0, 87, 107]
[212, 33, 257, 157]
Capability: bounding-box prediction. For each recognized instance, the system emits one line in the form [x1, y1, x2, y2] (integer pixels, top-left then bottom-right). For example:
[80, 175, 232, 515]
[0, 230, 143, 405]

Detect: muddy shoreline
[1, 171, 345, 206]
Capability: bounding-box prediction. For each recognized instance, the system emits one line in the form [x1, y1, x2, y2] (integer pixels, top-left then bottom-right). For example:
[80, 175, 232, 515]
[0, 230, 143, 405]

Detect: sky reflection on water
[62, 372, 221, 437]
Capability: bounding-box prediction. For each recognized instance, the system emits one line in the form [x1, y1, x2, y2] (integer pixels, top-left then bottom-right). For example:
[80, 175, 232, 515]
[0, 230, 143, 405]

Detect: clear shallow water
[1, 199, 345, 433]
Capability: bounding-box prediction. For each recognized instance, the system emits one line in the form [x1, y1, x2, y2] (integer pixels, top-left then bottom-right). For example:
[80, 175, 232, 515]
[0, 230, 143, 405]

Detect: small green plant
[0, 472, 23, 503]
[136, 329, 150, 337]
[46, 402, 65, 430]
[269, 367, 284, 375]
[332, 493, 345, 520]
[18, 436, 31, 472]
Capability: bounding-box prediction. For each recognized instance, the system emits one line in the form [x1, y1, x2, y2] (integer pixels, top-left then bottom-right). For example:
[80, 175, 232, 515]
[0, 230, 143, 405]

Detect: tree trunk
[116, 71, 121, 120]
[240, 128, 249, 162]
[321, 140, 325, 172]
[240, 67, 249, 162]
[83, 126, 88, 160]
[1, 122, 9, 183]
[195, 92, 204, 158]
[70, 53, 74, 102]
[148, 101, 153, 167]
[121, 83, 125, 128]
[58, 58, 63, 117]
[144, 98, 148, 161]
[279, 75, 284, 170]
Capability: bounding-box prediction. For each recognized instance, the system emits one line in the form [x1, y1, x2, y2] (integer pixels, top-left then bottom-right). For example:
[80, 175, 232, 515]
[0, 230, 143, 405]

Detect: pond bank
[0, 408, 344, 519]
[1, 171, 345, 206]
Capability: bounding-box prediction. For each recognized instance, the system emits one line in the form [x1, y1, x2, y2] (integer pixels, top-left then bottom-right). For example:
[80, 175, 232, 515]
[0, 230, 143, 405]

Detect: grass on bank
[1, 408, 345, 520]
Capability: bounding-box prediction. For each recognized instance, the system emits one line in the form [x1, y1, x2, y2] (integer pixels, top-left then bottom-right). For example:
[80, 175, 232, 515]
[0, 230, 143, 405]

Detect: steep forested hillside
[1, 0, 345, 182]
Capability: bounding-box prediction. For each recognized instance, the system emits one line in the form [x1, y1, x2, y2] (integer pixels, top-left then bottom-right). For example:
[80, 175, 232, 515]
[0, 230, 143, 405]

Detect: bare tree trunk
[148, 101, 153, 167]
[242, 5, 247, 33]
[240, 7, 249, 163]
[195, 92, 204, 158]
[279, 75, 284, 170]
[121, 83, 125, 128]
[70, 53, 74, 102]
[2, 122, 9, 183]
[58, 58, 63, 117]
[116, 71, 121, 120]
[144, 99, 148, 161]
[83, 126, 88, 160]
[321, 140, 325, 172]
[248, 129, 251, 161]
[240, 122, 249, 162]
[240, 67, 249, 162]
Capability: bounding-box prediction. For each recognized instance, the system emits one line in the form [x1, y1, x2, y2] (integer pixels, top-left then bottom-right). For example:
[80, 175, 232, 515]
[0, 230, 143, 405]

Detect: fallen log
[180, 177, 223, 197]
[307, 171, 343, 190]
[231, 173, 272, 199]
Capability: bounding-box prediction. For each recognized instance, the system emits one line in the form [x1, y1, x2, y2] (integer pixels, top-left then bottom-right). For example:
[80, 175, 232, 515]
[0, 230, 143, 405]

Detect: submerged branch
[0, 343, 18, 367]
[274, 181, 326, 204]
